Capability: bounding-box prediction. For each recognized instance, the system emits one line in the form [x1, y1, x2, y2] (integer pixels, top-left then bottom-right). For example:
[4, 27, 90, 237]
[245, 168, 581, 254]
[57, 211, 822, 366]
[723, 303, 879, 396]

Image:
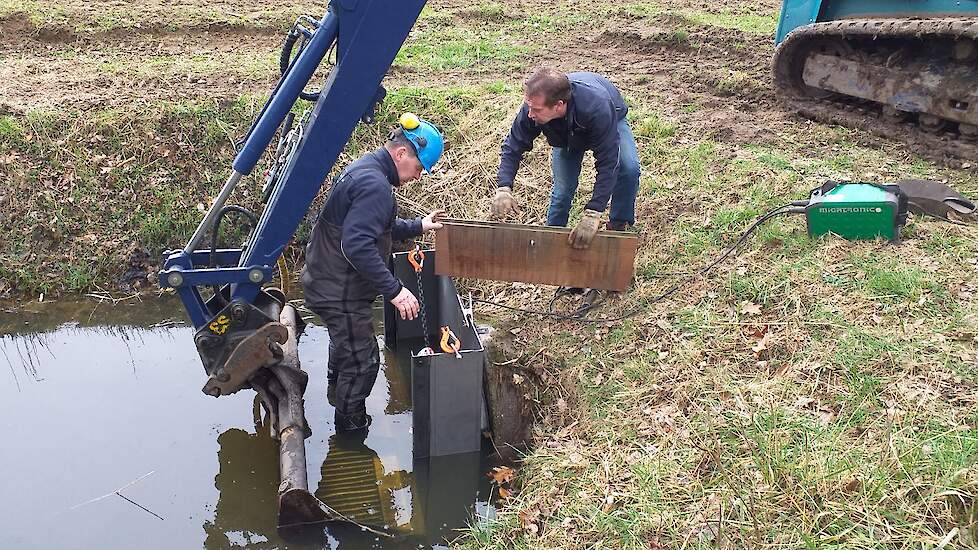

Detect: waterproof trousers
[312, 300, 379, 429]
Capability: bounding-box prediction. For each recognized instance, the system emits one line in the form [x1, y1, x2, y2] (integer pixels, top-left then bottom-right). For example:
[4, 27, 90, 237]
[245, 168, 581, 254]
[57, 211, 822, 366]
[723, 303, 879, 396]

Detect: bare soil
[1, 0, 789, 147]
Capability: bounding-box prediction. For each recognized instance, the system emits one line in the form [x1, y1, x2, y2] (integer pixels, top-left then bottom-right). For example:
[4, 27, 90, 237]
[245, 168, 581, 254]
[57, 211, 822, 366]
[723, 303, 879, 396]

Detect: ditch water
[0, 297, 495, 550]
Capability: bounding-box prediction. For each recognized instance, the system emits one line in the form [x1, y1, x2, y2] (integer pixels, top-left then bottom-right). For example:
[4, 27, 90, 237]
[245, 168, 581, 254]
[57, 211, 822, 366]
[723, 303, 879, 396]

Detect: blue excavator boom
[157, 0, 428, 531]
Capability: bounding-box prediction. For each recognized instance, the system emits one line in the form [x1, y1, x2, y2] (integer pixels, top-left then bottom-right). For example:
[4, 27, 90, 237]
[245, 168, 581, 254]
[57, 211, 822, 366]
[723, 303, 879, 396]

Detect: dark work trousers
[312, 300, 379, 422]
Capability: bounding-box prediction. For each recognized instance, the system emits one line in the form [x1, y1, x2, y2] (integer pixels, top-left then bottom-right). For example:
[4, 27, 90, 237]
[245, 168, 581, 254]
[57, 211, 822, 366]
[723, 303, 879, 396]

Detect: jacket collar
[372, 147, 400, 187]
[564, 90, 578, 130]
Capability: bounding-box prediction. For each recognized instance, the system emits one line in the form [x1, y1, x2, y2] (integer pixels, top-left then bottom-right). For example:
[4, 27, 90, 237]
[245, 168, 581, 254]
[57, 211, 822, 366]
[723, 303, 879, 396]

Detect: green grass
[0, 97, 263, 293]
[0, 83, 501, 294]
[4, 2, 978, 547]
[396, 29, 528, 71]
[0, 0, 320, 32]
[621, 2, 778, 36]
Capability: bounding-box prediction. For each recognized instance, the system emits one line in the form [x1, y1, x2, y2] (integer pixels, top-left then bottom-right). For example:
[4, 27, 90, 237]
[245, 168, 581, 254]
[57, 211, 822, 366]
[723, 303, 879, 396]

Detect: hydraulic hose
[209, 205, 259, 304]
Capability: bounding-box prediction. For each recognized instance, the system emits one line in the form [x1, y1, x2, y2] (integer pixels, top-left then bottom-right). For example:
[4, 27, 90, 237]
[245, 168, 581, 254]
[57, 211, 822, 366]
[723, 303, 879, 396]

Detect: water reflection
[205, 425, 282, 549]
[0, 297, 493, 549]
[316, 429, 412, 532]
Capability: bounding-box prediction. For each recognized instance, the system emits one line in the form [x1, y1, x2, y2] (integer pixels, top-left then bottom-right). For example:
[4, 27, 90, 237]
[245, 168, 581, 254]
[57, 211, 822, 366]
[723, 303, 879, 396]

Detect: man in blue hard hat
[490, 67, 641, 250]
[301, 113, 445, 431]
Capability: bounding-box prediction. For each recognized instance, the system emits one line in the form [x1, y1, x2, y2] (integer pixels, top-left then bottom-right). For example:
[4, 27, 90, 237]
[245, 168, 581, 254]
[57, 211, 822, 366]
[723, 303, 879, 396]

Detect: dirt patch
[527, 15, 787, 149]
[0, 12, 36, 40]
[0, 30, 280, 111]
[0, 10, 281, 47]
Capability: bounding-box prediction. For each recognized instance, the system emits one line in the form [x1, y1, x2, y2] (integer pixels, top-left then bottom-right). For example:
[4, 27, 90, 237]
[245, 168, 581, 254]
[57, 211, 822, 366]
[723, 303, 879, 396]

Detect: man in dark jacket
[301, 113, 445, 431]
[491, 67, 641, 249]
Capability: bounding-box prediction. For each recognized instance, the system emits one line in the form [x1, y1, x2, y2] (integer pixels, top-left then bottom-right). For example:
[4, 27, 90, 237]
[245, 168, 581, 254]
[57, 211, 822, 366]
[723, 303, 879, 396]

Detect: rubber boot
[335, 411, 372, 432]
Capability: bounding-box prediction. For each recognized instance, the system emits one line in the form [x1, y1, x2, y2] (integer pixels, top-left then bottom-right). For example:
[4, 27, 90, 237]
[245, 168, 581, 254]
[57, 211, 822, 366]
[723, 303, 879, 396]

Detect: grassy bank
[3, 0, 977, 547]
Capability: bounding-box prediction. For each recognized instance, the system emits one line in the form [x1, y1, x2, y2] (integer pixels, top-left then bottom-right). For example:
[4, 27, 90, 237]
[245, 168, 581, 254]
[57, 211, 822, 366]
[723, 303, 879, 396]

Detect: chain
[417, 269, 432, 349]
[410, 246, 433, 350]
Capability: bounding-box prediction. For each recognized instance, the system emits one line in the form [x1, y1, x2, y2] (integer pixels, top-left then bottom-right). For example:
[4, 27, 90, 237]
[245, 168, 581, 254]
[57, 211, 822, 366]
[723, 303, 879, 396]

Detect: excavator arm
[157, 0, 428, 531]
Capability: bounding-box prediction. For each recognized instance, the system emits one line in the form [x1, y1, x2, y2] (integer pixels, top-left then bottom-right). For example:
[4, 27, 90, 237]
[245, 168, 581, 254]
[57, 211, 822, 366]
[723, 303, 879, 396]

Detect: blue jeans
[547, 118, 641, 227]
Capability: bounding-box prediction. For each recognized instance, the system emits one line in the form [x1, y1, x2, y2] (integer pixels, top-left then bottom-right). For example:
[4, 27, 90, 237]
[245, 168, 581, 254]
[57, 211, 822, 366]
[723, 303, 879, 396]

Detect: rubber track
[773, 18, 978, 164]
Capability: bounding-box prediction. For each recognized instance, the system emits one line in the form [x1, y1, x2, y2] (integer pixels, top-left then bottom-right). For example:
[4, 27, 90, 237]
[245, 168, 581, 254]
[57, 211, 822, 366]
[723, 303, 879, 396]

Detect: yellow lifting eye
[399, 112, 420, 130]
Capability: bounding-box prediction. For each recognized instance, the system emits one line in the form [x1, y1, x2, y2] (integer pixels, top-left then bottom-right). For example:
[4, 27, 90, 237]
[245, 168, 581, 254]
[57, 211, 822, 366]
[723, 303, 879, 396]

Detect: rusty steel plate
[434, 219, 638, 291]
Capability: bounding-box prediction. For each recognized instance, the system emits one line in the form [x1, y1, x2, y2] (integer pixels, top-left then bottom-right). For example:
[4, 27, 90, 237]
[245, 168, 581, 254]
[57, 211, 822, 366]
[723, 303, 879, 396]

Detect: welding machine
[801, 181, 909, 241]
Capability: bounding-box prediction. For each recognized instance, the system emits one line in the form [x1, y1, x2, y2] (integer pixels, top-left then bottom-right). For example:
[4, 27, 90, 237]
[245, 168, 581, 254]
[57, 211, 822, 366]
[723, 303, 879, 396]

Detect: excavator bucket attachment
[895, 179, 976, 223]
[200, 297, 327, 533]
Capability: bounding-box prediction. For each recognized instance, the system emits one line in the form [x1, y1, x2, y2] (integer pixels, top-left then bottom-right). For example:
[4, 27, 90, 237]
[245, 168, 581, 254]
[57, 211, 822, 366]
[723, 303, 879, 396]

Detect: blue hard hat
[399, 112, 444, 173]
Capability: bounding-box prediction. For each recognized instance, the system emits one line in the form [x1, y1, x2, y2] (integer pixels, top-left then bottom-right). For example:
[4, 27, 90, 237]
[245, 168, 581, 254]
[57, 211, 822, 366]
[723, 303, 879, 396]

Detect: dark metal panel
[435, 218, 638, 292]
[384, 249, 441, 349]
[412, 350, 485, 458]
[383, 250, 488, 458]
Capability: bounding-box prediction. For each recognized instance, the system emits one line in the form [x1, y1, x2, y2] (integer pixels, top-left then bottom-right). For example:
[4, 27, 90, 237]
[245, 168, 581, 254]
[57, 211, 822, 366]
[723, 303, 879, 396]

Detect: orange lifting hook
[439, 325, 462, 359]
[408, 245, 425, 273]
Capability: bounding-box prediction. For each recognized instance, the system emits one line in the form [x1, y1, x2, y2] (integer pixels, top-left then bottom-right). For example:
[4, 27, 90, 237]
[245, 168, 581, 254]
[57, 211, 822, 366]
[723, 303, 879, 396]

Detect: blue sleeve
[496, 105, 541, 189]
[392, 216, 423, 241]
[585, 100, 621, 212]
[341, 180, 403, 300]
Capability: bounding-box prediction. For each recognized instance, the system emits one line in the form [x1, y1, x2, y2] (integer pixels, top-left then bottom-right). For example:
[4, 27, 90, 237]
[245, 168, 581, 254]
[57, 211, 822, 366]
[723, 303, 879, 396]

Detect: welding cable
[645, 203, 807, 278]
[547, 287, 609, 317]
[473, 204, 802, 323]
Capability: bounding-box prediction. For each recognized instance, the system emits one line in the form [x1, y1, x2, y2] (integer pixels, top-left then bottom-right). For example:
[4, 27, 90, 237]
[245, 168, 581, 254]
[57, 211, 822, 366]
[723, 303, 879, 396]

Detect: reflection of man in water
[315, 429, 413, 533]
[203, 427, 282, 549]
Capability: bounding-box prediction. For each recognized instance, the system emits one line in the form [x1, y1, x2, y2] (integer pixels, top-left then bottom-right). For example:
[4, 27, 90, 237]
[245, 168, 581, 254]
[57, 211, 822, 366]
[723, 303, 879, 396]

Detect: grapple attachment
[195, 291, 327, 532]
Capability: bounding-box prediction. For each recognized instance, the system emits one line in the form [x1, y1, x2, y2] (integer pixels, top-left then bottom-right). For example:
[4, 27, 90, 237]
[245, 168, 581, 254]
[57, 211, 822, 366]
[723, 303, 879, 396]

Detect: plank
[434, 218, 638, 291]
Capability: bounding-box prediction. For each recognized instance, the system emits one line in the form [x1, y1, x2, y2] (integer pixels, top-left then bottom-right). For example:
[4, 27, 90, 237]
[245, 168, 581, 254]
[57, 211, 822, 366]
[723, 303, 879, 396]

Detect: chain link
[417, 269, 432, 349]
[411, 247, 433, 350]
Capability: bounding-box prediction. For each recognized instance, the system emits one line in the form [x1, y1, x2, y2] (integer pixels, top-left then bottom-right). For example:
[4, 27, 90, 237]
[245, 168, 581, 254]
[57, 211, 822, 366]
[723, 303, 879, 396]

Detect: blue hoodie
[301, 147, 422, 307]
[497, 72, 629, 213]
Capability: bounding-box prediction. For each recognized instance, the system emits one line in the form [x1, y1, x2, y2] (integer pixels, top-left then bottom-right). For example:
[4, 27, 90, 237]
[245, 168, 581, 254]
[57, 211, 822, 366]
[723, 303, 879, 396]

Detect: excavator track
[774, 18, 978, 164]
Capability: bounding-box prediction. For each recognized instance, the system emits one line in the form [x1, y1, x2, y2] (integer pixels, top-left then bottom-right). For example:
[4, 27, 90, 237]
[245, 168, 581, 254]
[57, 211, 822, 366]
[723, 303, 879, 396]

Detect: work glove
[491, 186, 517, 218]
[390, 287, 420, 320]
[422, 209, 446, 232]
[568, 209, 602, 250]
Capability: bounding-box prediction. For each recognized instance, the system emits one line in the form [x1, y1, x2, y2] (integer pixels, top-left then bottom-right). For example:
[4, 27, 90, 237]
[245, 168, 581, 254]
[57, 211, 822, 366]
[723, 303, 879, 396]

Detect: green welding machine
[803, 182, 909, 241]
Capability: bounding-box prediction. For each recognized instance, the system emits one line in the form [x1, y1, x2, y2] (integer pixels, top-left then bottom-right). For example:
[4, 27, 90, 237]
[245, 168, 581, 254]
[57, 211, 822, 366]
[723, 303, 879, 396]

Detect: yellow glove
[491, 186, 517, 218]
[568, 209, 602, 249]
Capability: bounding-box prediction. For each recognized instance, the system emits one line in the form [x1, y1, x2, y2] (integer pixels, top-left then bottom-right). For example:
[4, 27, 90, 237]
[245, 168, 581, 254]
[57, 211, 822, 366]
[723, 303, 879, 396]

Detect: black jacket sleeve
[496, 105, 542, 189]
[584, 100, 621, 212]
[392, 216, 423, 241]
[340, 180, 403, 300]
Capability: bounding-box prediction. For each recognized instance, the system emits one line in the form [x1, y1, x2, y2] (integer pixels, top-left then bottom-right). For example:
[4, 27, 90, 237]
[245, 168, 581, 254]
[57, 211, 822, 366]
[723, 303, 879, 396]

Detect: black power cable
[473, 204, 802, 324]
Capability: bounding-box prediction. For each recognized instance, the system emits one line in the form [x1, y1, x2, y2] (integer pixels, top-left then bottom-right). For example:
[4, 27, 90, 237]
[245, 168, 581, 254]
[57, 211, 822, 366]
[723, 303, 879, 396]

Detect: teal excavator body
[776, 0, 978, 43]
[773, 0, 978, 160]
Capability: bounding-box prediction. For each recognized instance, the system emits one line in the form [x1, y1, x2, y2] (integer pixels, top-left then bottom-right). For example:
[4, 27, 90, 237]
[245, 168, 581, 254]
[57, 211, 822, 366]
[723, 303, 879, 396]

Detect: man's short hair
[524, 67, 571, 106]
[387, 128, 417, 155]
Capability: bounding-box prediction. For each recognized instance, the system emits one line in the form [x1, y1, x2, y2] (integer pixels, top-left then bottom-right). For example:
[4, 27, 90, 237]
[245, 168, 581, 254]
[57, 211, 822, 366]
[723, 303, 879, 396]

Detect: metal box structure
[384, 250, 486, 459]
